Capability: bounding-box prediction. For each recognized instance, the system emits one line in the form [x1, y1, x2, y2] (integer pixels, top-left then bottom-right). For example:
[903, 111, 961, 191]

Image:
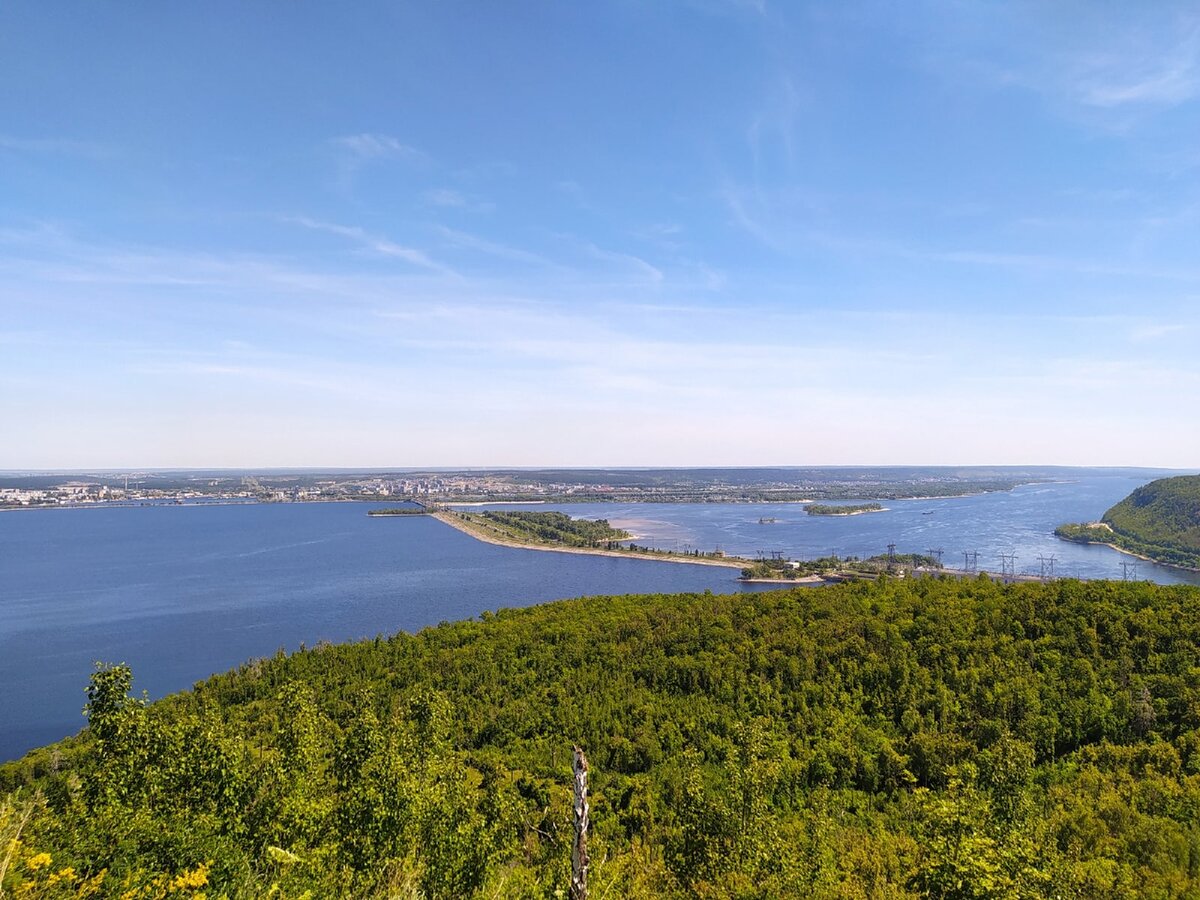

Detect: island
[366, 507, 430, 516]
[1056, 474, 1200, 571]
[806, 502, 885, 516]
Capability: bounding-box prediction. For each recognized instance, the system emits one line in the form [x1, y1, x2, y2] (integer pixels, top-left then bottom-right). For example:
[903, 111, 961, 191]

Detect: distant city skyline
[3, 2, 1199, 468]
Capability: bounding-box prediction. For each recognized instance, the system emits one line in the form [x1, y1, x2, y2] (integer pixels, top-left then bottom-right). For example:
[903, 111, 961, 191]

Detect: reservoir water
[2, 473, 1196, 762]
[0, 502, 772, 761]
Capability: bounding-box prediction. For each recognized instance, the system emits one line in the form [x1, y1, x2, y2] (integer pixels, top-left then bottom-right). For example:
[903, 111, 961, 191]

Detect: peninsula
[431, 509, 748, 569]
[1056, 474, 1200, 571]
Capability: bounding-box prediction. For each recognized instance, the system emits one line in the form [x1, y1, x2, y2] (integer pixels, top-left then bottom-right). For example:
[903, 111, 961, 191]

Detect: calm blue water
[3, 474, 1197, 762]
[0, 502, 772, 761]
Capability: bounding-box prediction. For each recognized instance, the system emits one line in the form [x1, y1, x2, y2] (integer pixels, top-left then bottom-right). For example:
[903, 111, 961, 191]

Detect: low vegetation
[473, 510, 631, 547]
[5, 577, 1200, 897]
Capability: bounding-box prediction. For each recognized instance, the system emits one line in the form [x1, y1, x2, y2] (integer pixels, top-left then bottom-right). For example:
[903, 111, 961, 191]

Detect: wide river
[2, 473, 1196, 761]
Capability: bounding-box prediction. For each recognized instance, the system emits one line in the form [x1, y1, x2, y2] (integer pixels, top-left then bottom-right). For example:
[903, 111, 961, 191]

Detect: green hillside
[1057, 475, 1200, 569]
[5, 578, 1200, 897]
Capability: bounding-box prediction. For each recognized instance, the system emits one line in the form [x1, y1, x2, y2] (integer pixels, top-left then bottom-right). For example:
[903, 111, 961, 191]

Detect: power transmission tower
[1036, 554, 1057, 581]
[1121, 561, 1138, 581]
[963, 550, 978, 573]
[999, 553, 1017, 581]
[927, 547, 944, 566]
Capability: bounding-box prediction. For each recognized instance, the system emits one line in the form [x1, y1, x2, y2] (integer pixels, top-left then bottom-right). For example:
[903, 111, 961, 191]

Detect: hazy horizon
[1, 463, 1193, 477]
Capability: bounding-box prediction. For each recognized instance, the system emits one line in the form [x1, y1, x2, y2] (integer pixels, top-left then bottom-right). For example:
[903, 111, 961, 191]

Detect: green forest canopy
[5, 576, 1200, 897]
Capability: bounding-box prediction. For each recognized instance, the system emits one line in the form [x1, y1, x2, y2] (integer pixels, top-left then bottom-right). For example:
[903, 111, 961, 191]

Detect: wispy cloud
[0, 135, 115, 159]
[580, 241, 664, 284]
[434, 225, 556, 268]
[423, 188, 495, 213]
[1130, 322, 1188, 342]
[328, 133, 427, 191]
[285, 216, 457, 276]
[1069, 24, 1200, 108]
[330, 133, 425, 162]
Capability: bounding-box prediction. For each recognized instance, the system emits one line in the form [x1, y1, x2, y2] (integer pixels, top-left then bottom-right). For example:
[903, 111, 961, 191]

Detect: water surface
[0, 502, 769, 761]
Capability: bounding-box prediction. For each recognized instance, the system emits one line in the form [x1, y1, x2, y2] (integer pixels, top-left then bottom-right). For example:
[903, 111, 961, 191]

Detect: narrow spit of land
[427, 511, 948, 584]
[431, 510, 750, 570]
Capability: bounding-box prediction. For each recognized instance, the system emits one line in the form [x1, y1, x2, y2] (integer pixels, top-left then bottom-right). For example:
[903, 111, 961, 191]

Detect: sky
[2, 1, 1198, 469]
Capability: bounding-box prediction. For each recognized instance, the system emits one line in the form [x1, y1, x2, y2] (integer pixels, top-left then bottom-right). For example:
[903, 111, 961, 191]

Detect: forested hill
[1105, 475, 1200, 565]
[6, 578, 1200, 896]
[1058, 475, 1200, 569]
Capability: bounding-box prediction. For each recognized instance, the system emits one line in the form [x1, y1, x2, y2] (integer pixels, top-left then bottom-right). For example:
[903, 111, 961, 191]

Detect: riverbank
[432, 511, 748, 569]
[1055, 535, 1200, 575]
[739, 574, 828, 584]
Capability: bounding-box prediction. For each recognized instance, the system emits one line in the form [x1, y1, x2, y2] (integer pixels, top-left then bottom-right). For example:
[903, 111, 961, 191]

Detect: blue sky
[2, 1, 1198, 468]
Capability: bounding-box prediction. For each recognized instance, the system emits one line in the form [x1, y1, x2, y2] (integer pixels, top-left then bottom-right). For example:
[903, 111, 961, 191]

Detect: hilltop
[5, 577, 1200, 896]
[1057, 474, 1200, 570]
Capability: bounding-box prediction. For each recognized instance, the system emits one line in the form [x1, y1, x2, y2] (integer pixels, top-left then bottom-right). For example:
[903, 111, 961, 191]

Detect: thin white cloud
[285, 216, 457, 276]
[435, 226, 557, 268]
[423, 188, 495, 213]
[328, 133, 427, 192]
[581, 242, 664, 284]
[0, 135, 114, 158]
[1070, 25, 1200, 108]
[330, 133, 424, 162]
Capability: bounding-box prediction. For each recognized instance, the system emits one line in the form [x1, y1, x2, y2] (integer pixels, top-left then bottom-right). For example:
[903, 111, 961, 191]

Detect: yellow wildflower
[47, 865, 77, 885]
[25, 851, 52, 871]
[167, 862, 210, 892]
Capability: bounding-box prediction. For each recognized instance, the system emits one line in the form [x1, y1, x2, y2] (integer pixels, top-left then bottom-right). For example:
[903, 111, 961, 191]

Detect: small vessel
[759, 516, 777, 524]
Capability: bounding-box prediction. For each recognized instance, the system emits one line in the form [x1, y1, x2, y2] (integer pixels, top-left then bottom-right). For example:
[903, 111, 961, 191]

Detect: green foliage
[6, 578, 1200, 896]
